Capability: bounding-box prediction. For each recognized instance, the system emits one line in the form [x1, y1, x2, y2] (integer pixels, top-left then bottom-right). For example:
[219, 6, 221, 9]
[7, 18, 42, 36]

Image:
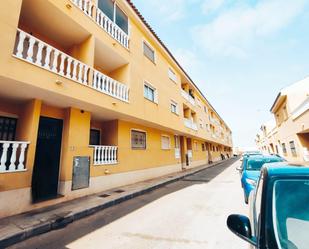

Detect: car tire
[244, 190, 248, 204]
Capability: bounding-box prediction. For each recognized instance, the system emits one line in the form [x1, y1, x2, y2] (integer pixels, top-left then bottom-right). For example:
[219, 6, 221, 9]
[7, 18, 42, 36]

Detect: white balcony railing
[192, 122, 198, 131]
[14, 29, 90, 85]
[71, 0, 129, 49]
[92, 145, 118, 165]
[181, 89, 189, 101]
[184, 118, 198, 131]
[0, 141, 30, 173]
[188, 95, 195, 106]
[181, 90, 195, 106]
[13, 29, 129, 103]
[175, 148, 180, 159]
[93, 69, 129, 102]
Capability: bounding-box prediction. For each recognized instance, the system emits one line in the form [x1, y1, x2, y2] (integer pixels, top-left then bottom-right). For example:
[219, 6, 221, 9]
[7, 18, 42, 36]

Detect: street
[9, 159, 248, 249]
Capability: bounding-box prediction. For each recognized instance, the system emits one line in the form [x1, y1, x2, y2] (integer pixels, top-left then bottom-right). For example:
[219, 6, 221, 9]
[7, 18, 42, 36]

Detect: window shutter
[176, 104, 179, 115]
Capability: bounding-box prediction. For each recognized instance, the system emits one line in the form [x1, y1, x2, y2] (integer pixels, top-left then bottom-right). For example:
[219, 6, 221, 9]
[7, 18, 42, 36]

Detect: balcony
[181, 90, 195, 106]
[0, 141, 30, 173]
[71, 0, 129, 49]
[13, 29, 129, 102]
[92, 145, 118, 165]
[184, 118, 198, 131]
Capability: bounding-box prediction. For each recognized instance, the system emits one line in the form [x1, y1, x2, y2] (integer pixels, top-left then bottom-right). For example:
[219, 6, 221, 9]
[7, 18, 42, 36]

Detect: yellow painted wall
[0, 99, 41, 191]
[0, 0, 232, 148]
[0, 0, 233, 194]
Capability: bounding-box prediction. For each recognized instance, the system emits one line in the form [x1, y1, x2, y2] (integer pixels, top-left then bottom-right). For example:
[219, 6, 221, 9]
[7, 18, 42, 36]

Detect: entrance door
[32, 117, 63, 202]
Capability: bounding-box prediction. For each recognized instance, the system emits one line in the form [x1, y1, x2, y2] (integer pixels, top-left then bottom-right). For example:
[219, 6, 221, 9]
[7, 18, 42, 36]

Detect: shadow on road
[9, 158, 238, 249]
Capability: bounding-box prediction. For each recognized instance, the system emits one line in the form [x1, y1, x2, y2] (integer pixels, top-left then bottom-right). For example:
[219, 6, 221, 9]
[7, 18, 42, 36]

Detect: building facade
[0, 0, 233, 218]
[256, 77, 309, 162]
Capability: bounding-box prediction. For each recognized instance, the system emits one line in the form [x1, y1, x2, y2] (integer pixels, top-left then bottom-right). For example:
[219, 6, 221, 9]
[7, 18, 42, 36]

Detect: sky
[132, 0, 309, 148]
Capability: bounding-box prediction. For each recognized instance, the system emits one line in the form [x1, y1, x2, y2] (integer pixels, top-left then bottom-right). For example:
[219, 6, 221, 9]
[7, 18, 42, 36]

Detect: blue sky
[132, 0, 309, 148]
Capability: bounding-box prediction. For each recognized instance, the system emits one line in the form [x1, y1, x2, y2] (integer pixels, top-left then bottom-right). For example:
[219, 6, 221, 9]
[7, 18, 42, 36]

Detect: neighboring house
[256, 77, 309, 162]
[0, 0, 232, 218]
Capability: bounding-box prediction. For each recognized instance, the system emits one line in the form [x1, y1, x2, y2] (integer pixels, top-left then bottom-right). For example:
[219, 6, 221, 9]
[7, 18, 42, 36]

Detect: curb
[0, 158, 234, 248]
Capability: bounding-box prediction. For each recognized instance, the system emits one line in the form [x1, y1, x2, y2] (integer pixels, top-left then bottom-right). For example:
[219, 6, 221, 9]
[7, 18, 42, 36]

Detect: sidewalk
[0, 159, 233, 248]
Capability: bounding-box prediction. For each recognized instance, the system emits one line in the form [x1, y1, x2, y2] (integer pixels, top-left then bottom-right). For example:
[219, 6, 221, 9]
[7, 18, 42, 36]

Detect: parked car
[239, 155, 285, 204]
[227, 163, 309, 249]
[240, 151, 262, 162]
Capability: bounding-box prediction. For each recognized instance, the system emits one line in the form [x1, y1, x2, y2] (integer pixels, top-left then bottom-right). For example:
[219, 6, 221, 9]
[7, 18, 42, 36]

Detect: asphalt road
[9, 158, 249, 249]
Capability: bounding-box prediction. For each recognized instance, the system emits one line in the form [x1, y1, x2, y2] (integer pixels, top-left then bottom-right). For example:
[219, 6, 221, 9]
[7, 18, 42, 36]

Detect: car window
[253, 174, 264, 236]
[246, 158, 283, 171]
[273, 180, 309, 249]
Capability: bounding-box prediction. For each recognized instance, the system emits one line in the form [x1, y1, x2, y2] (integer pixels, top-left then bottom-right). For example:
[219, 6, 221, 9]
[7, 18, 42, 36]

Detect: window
[144, 83, 157, 103]
[199, 119, 203, 129]
[143, 41, 155, 63]
[131, 130, 146, 149]
[98, 0, 129, 34]
[204, 106, 208, 113]
[0, 116, 17, 141]
[98, 0, 114, 20]
[202, 143, 206, 151]
[168, 68, 177, 82]
[289, 141, 297, 156]
[161, 136, 171, 150]
[89, 129, 100, 145]
[115, 6, 128, 34]
[170, 101, 178, 114]
[282, 143, 287, 154]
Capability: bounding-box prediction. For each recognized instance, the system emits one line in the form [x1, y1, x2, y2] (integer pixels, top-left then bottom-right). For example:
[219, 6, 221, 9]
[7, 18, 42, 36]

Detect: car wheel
[244, 190, 248, 204]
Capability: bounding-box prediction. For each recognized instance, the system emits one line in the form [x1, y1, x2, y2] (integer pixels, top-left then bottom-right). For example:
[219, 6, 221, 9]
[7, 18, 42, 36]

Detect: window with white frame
[204, 106, 208, 113]
[143, 41, 155, 63]
[168, 68, 177, 82]
[170, 100, 179, 115]
[161, 135, 171, 150]
[131, 130, 146, 149]
[174, 135, 180, 148]
[98, 0, 129, 34]
[289, 141, 297, 156]
[282, 143, 287, 154]
[199, 119, 203, 129]
[144, 83, 157, 103]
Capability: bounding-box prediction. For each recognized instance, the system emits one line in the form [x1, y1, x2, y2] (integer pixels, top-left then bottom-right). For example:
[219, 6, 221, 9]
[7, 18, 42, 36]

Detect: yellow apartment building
[0, 0, 233, 218]
[256, 77, 309, 162]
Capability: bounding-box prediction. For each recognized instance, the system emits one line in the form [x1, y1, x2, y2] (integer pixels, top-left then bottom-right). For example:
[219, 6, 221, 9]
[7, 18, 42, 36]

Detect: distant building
[256, 77, 309, 162]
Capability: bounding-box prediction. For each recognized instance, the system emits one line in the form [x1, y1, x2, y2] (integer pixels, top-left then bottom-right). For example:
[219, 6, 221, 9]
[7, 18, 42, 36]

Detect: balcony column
[15, 99, 42, 185]
[59, 108, 92, 194]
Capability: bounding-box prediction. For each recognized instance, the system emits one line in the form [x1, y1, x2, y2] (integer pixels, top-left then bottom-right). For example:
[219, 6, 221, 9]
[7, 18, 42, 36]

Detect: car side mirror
[227, 214, 257, 246]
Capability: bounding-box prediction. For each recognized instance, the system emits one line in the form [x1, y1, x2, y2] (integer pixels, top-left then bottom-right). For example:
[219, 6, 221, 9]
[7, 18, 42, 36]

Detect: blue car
[240, 155, 285, 204]
[228, 162, 309, 248]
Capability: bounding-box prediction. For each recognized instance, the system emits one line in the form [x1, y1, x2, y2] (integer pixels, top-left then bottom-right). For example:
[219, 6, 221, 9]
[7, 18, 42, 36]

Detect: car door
[250, 172, 265, 248]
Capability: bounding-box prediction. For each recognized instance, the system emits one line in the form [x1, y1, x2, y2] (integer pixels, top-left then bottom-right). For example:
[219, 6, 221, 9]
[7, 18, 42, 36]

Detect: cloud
[202, 0, 225, 14]
[142, 0, 202, 22]
[173, 48, 202, 74]
[194, 0, 307, 57]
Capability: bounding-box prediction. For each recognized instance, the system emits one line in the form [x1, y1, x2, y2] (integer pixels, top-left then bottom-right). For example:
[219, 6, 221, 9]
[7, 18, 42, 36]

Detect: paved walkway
[0, 159, 236, 248]
[7, 158, 247, 249]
